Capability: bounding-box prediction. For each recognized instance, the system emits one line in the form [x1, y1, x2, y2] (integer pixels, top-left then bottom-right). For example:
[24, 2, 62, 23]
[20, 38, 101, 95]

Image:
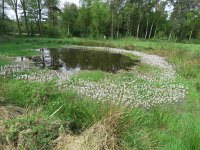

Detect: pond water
[17, 48, 138, 73]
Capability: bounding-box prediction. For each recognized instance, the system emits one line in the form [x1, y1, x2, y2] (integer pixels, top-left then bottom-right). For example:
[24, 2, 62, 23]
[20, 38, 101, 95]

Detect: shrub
[47, 25, 61, 38]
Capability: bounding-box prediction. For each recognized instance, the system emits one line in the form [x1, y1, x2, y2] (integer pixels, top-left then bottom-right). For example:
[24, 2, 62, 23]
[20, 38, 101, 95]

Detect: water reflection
[17, 48, 138, 73]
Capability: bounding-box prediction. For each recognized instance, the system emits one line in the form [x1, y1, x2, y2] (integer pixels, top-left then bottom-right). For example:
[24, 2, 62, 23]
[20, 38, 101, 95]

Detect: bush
[47, 25, 61, 37]
[0, 21, 7, 35]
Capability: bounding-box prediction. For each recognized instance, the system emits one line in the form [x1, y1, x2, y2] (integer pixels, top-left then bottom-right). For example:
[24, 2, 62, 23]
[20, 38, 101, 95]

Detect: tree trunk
[38, 13, 42, 35]
[30, 21, 34, 36]
[110, 10, 114, 39]
[189, 29, 193, 41]
[145, 19, 149, 39]
[2, 0, 4, 21]
[180, 27, 184, 41]
[148, 23, 153, 39]
[36, 20, 41, 35]
[126, 17, 128, 37]
[126, 16, 130, 37]
[168, 29, 172, 41]
[21, 0, 29, 36]
[68, 23, 70, 34]
[129, 18, 132, 37]
[36, 0, 43, 35]
[15, 9, 21, 35]
[24, 12, 29, 36]
[136, 22, 140, 39]
[154, 23, 157, 38]
[117, 21, 120, 38]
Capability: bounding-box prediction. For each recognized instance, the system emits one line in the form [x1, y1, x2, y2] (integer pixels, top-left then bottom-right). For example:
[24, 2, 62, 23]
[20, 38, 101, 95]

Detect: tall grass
[1, 77, 200, 149]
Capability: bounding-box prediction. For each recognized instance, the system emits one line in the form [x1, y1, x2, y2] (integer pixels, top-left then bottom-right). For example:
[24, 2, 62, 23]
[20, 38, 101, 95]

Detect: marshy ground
[0, 37, 200, 149]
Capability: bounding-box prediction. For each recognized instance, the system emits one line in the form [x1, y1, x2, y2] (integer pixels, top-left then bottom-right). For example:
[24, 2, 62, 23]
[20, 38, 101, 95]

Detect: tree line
[0, 0, 200, 40]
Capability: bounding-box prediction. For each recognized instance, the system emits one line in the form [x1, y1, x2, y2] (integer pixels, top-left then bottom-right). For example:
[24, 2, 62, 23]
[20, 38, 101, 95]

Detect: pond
[17, 48, 138, 73]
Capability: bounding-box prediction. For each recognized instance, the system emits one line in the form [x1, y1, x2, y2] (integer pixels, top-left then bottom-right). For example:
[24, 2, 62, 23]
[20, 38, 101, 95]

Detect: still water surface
[17, 48, 138, 73]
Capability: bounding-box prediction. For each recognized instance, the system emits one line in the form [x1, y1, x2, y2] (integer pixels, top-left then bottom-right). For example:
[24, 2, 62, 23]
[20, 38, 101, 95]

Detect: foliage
[0, 21, 6, 35]
[89, 0, 110, 38]
[62, 3, 78, 35]
[2, 0, 200, 40]
[47, 25, 61, 37]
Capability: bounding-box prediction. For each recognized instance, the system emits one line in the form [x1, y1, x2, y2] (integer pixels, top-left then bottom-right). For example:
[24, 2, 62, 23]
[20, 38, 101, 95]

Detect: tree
[62, 3, 78, 35]
[20, 0, 29, 35]
[109, 0, 125, 38]
[89, 0, 110, 38]
[35, 0, 45, 35]
[169, 0, 200, 40]
[46, 0, 61, 26]
[2, 0, 199, 40]
[27, 0, 45, 35]
[1, 0, 5, 21]
[122, 1, 135, 37]
[6, 0, 21, 35]
[75, 0, 92, 36]
[135, 0, 143, 38]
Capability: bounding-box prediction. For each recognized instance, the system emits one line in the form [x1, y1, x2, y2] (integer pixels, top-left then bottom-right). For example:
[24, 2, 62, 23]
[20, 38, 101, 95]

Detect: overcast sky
[6, 0, 80, 19]
[60, 0, 79, 7]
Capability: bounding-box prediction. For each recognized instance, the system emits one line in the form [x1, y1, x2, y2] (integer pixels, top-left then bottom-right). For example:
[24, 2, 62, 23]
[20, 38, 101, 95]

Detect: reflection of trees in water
[49, 48, 61, 69]
[40, 49, 45, 68]
[59, 49, 136, 72]
[31, 48, 137, 73]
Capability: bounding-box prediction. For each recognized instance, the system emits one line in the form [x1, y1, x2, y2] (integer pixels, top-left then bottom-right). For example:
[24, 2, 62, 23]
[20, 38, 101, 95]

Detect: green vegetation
[0, 37, 199, 55]
[71, 71, 106, 82]
[1, 0, 199, 148]
[1, 0, 200, 40]
[0, 37, 200, 149]
[0, 58, 10, 66]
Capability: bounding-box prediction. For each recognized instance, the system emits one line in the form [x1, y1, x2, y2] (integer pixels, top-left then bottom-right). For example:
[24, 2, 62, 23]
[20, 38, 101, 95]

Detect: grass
[0, 36, 200, 149]
[4, 112, 63, 149]
[70, 70, 106, 82]
[0, 58, 11, 66]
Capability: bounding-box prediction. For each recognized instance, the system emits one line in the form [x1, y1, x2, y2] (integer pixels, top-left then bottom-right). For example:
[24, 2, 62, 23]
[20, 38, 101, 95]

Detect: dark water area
[17, 48, 138, 73]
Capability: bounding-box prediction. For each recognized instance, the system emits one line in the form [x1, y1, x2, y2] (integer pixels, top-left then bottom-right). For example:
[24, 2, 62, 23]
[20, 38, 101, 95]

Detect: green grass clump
[0, 58, 11, 66]
[4, 112, 64, 150]
[3, 78, 115, 133]
[71, 70, 106, 82]
[5, 80, 58, 107]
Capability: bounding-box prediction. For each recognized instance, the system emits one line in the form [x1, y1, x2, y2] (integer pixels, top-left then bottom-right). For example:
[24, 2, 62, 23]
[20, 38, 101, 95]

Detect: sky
[6, 0, 80, 19]
[60, 0, 79, 7]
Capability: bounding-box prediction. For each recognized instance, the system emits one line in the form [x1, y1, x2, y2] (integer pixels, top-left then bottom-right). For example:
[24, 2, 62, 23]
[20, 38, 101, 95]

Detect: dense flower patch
[0, 47, 188, 108]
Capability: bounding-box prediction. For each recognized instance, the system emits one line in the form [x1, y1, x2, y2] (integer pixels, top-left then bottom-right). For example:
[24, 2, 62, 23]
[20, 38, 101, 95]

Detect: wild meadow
[0, 37, 199, 149]
[1, 0, 200, 148]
